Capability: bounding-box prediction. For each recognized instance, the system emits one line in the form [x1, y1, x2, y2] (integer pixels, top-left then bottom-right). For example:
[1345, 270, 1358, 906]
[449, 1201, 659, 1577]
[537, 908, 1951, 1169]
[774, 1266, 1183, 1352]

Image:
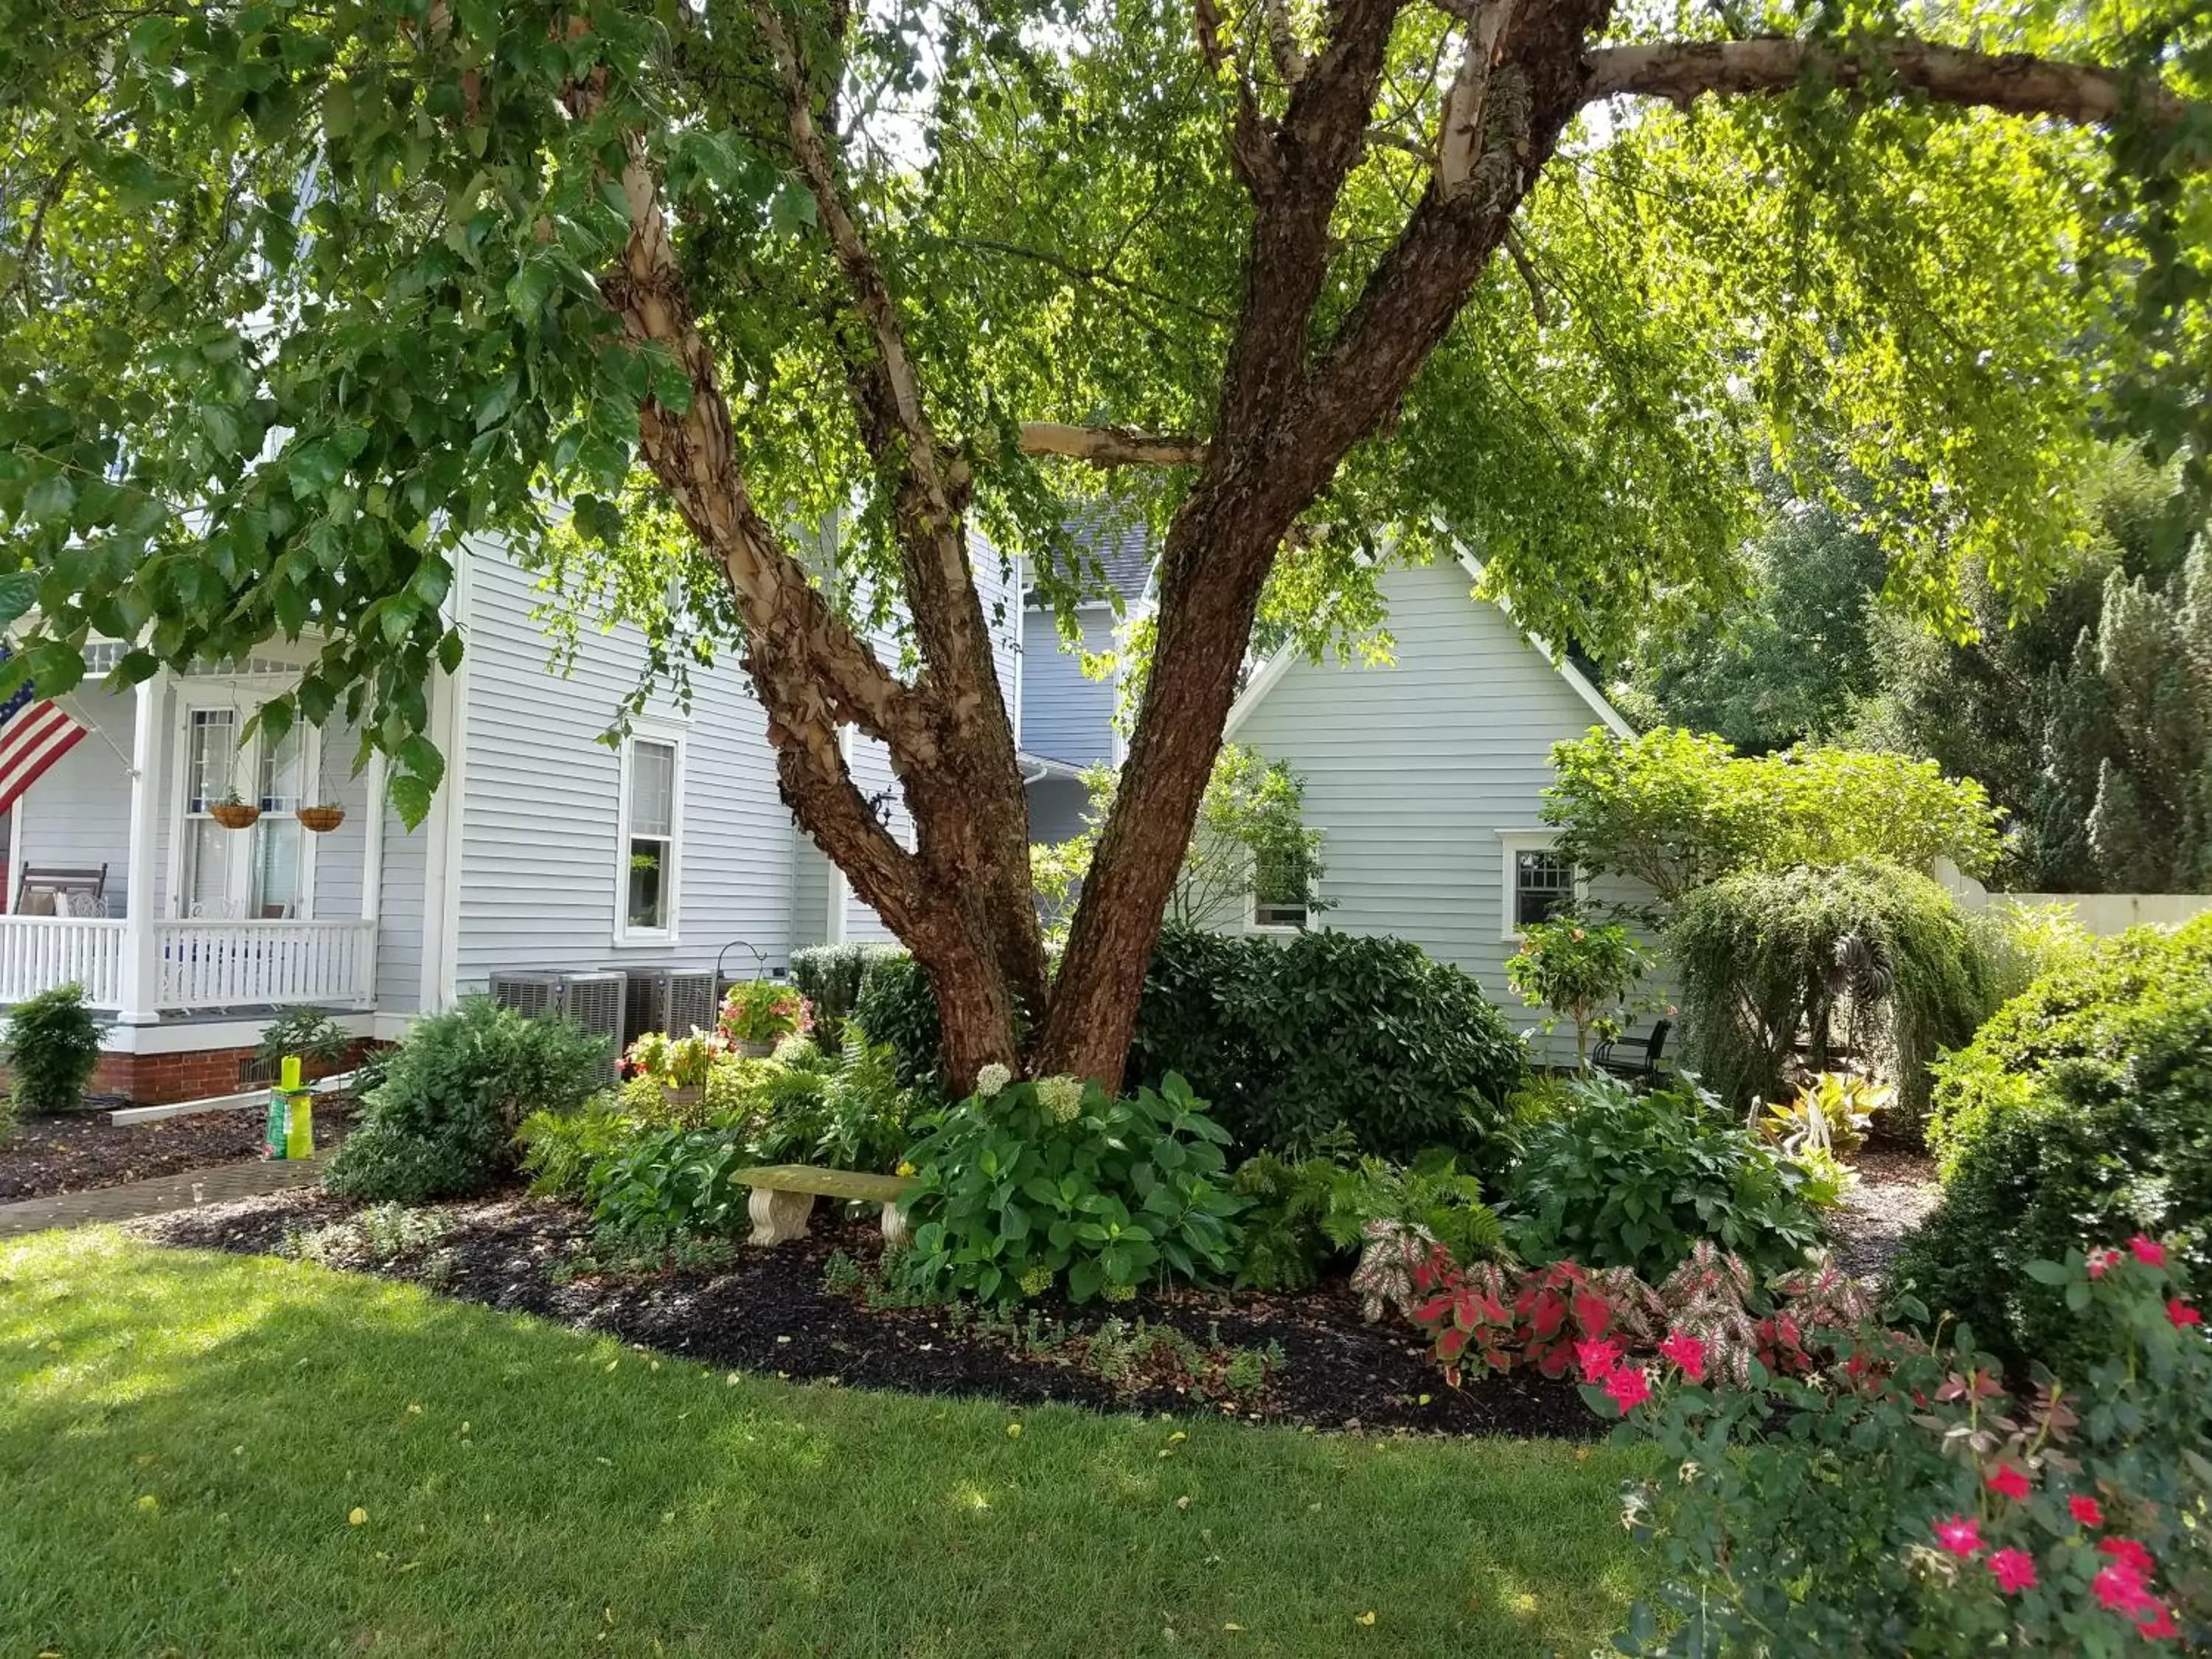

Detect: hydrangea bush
[897, 1071, 1243, 1304]
[1587, 1239, 2210, 1655]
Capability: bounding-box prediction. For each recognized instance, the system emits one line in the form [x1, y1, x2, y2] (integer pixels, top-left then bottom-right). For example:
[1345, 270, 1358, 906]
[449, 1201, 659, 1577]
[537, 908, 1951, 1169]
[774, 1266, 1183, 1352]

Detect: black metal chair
[1593, 1018, 1671, 1083]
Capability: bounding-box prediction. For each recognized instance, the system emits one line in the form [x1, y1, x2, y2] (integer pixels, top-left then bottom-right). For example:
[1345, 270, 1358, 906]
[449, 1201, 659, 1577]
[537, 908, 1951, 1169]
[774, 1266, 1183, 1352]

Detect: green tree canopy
[2, 0, 2208, 1085]
[1544, 727, 2002, 907]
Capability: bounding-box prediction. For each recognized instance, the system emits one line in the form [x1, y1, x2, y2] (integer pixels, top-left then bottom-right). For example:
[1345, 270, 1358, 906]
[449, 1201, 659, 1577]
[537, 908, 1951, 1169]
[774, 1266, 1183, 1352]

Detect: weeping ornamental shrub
[1669, 860, 1988, 1124]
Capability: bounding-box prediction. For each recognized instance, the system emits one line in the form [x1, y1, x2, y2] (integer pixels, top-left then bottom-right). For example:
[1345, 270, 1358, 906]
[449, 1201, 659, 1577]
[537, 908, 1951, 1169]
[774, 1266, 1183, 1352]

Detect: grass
[0, 1230, 1655, 1657]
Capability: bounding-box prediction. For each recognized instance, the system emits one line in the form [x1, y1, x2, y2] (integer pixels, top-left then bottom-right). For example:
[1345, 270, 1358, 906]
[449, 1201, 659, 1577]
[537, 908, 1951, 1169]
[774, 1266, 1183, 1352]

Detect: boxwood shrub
[1894, 914, 2212, 1368]
[852, 926, 1527, 1164]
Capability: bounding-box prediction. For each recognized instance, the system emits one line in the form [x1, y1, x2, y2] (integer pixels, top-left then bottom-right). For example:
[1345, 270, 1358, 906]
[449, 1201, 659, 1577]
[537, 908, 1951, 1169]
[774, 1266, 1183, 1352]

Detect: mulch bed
[135, 1187, 1603, 1441]
[0, 1100, 351, 1203]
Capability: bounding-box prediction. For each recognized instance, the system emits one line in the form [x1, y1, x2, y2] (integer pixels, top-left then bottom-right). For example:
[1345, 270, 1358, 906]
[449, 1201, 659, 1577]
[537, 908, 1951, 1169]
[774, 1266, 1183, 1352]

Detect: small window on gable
[619, 734, 681, 940]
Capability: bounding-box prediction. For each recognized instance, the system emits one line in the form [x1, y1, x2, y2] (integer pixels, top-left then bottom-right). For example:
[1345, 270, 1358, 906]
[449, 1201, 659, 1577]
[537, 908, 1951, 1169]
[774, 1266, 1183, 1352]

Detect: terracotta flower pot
[209, 802, 262, 830]
[296, 805, 347, 833]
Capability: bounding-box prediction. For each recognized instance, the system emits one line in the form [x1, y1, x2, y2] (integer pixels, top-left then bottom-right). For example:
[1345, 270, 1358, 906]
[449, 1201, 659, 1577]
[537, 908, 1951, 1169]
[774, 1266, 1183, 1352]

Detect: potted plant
[621, 1028, 723, 1108]
[209, 788, 262, 830]
[296, 803, 346, 833]
[1505, 914, 1652, 1072]
[716, 979, 812, 1058]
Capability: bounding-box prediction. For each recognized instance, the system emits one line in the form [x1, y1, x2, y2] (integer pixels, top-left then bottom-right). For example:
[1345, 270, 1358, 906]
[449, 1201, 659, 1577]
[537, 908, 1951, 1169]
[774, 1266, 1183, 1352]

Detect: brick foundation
[18, 1037, 388, 1107]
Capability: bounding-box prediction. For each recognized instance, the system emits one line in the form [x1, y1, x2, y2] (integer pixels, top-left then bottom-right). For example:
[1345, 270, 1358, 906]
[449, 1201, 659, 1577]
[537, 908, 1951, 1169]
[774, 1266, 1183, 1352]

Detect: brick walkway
[0, 1155, 325, 1239]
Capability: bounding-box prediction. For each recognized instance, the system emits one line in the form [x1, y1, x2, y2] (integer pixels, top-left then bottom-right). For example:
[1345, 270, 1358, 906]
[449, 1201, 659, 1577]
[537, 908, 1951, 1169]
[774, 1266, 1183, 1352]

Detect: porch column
[360, 746, 387, 922]
[116, 670, 169, 1025]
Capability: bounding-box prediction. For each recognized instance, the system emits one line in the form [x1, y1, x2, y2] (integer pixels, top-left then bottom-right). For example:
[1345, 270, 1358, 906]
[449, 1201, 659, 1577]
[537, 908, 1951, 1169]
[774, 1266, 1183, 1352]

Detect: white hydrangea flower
[975, 1062, 1012, 1100]
[1035, 1074, 1085, 1124]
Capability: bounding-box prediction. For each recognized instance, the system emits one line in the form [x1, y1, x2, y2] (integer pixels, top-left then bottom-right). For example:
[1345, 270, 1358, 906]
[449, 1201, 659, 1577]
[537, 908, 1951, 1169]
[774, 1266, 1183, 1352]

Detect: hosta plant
[1593, 1239, 2211, 1656]
[898, 1071, 1244, 1304]
[1761, 1070, 1885, 1158]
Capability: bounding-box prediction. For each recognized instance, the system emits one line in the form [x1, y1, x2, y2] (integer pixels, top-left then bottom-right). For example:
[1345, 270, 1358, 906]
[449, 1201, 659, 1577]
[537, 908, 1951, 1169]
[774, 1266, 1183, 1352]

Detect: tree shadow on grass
[0, 1231, 1655, 1657]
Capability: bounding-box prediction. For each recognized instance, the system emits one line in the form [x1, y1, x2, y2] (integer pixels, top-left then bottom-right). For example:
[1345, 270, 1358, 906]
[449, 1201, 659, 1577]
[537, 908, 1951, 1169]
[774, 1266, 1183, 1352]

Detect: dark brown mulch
[0, 1099, 350, 1203]
[137, 1187, 1603, 1440]
[1829, 1142, 1942, 1281]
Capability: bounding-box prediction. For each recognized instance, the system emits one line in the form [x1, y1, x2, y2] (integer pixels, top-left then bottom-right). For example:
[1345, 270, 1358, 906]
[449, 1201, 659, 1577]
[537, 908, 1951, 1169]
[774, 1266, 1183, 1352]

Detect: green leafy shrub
[1602, 1244, 2212, 1655]
[899, 1071, 1243, 1304]
[1543, 728, 2002, 907]
[789, 944, 903, 1051]
[717, 1029, 914, 1172]
[1504, 915, 1651, 1069]
[857, 928, 1525, 1161]
[1230, 1143, 1506, 1291]
[1503, 1075, 1826, 1281]
[256, 1006, 355, 1080]
[3, 982, 109, 1124]
[851, 953, 945, 1090]
[1924, 913, 2212, 1172]
[586, 1127, 749, 1242]
[517, 1096, 641, 1198]
[1669, 858, 1989, 1124]
[1137, 929, 1528, 1161]
[3, 984, 110, 1116]
[324, 998, 607, 1201]
[1965, 900, 2094, 1015]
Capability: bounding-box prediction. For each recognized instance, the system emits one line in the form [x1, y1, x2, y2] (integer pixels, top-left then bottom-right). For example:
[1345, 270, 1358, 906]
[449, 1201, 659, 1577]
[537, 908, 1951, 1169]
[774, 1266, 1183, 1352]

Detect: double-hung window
[1499, 832, 1579, 939]
[616, 732, 683, 942]
[1250, 844, 1315, 931]
[177, 708, 313, 919]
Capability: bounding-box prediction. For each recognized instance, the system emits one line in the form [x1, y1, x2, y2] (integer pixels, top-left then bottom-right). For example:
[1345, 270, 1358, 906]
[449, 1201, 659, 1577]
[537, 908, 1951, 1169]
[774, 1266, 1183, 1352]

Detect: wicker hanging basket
[209, 802, 262, 830]
[296, 805, 347, 834]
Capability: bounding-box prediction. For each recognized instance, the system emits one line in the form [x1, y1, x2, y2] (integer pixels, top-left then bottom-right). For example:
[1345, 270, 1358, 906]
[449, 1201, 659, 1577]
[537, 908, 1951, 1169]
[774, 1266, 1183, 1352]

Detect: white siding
[1227, 559, 1660, 1061]
[13, 693, 136, 914]
[452, 546, 795, 990]
[375, 802, 428, 1013]
[1020, 606, 1119, 767]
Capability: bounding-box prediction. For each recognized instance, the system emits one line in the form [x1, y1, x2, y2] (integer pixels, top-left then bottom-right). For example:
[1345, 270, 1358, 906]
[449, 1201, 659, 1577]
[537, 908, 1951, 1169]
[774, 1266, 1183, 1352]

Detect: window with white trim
[177, 709, 315, 919]
[617, 734, 682, 941]
[1499, 832, 1581, 939]
[1250, 844, 1313, 931]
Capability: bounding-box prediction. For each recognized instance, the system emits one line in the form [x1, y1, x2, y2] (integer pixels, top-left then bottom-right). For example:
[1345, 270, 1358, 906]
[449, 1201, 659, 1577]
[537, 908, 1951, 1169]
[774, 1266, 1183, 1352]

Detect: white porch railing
[0, 917, 375, 1011]
[0, 917, 125, 1007]
[156, 920, 378, 1009]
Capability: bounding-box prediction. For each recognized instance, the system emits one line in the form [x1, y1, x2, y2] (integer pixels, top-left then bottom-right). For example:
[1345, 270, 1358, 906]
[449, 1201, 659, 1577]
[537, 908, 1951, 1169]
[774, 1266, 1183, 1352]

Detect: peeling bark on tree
[587, 0, 2203, 1099]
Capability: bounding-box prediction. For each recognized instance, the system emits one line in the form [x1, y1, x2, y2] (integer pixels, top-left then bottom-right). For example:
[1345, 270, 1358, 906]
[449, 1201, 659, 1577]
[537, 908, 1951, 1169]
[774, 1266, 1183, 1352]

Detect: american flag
[0, 648, 90, 815]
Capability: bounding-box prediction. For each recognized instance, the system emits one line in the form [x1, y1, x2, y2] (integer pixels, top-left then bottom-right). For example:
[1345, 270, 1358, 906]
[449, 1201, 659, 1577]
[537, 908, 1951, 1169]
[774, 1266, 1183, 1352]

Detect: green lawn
[0, 1230, 1654, 1657]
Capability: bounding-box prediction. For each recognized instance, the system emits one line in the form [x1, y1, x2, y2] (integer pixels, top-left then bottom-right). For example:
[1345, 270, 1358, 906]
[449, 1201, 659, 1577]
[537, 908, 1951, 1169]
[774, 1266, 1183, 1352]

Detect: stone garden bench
[736, 1164, 917, 1249]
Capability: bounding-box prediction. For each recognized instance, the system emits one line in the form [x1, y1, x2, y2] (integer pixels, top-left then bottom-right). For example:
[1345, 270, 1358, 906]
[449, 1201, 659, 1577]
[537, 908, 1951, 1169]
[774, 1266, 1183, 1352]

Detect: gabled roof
[1222, 549, 1635, 739]
[1024, 504, 1154, 607]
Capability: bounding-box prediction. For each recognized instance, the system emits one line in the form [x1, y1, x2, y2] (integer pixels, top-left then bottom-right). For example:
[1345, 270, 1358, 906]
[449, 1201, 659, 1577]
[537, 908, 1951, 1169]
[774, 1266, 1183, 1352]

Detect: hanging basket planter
[296, 805, 347, 834]
[209, 801, 262, 830]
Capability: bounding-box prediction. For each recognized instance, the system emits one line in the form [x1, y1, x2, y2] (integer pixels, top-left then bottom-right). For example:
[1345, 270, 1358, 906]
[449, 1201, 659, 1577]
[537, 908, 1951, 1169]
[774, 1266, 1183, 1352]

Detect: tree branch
[1017, 422, 1208, 467]
[1583, 38, 2201, 137]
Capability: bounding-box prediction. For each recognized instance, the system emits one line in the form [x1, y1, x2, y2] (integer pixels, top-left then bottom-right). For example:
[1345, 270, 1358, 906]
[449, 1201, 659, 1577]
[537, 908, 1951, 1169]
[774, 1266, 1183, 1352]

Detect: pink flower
[1932, 1514, 1983, 1557]
[1573, 1336, 1622, 1385]
[2129, 1234, 2167, 1268]
[1658, 1330, 1707, 1385]
[2093, 1562, 2156, 1618]
[2100, 1537, 2156, 1578]
[1989, 1548, 2037, 1595]
[2089, 1248, 2121, 1279]
[2070, 1494, 2105, 1528]
[2138, 1602, 2180, 1641]
[2169, 1298, 2203, 1330]
[1601, 1364, 1652, 1413]
[1984, 1464, 2031, 1503]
